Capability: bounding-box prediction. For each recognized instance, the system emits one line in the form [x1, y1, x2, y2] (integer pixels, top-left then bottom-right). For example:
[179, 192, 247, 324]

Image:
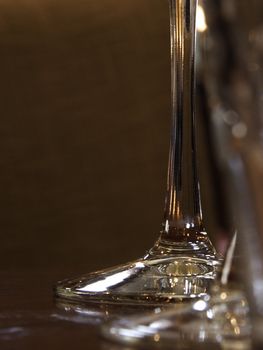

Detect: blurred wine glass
[197, 0, 263, 347]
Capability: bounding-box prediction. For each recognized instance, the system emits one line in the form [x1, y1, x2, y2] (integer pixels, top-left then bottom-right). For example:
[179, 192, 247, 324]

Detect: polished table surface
[0, 0, 220, 349]
[0, 268, 224, 350]
[0, 269, 102, 349]
[1, 268, 150, 350]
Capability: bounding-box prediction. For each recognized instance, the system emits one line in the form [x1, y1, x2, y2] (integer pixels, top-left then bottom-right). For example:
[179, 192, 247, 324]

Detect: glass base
[55, 239, 220, 305]
[101, 285, 251, 348]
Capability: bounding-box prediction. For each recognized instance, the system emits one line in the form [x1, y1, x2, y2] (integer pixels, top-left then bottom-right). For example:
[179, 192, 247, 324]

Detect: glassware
[200, 0, 263, 346]
[102, 288, 250, 349]
[101, 233, 251, 349]
[54, 0, 220, 305]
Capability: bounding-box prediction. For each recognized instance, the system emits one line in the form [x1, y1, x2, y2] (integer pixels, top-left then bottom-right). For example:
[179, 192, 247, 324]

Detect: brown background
[0, 0, 218, 348]
[0, 0, 171, 272]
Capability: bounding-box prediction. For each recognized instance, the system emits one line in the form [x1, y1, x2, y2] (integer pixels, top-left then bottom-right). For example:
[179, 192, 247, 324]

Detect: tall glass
[55, 0, 220, 305]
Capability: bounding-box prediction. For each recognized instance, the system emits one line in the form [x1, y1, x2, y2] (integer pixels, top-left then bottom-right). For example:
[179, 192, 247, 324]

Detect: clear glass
[54, 0, 220, 305]
[101, 234, 251, 348]
[199, 0, 263, 345]
[101, 286, 251, 349]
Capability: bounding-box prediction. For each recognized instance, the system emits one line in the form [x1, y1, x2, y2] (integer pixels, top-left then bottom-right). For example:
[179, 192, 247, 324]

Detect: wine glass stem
[162, 0, 203, 241]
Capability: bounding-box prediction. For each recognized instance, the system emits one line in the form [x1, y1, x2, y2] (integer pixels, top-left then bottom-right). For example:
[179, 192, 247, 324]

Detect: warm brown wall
[0, 0, 217, 272]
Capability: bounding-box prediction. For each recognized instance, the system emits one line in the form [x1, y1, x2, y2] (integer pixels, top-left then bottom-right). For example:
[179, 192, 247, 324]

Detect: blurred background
[0, 0, 222, 274]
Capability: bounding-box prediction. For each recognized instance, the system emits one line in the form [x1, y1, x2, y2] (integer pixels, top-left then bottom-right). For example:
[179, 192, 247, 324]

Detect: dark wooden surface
[0, 0, 220, 349]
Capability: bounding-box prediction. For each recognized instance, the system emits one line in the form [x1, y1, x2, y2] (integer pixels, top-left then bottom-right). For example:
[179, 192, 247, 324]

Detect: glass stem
[161, 0, 203, 242]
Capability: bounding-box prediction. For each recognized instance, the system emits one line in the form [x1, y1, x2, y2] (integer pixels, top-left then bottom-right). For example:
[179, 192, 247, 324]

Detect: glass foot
[55, 242, 220, 305]
[54, 0, 221, 307]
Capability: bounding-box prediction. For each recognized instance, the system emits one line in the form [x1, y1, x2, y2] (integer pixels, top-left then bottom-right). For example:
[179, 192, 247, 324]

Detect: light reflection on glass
[196, 5, 207, 33]
[77, 270, 133, 292]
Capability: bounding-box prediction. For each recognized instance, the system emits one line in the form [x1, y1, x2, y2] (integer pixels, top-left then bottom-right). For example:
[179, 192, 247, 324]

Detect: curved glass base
[101, 285, 251, 348]
[55, 239, 220, 305]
